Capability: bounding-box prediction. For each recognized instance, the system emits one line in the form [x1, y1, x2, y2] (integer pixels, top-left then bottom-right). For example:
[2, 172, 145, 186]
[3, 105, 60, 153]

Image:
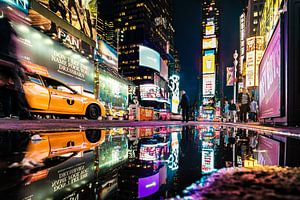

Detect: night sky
[174, 0, 245, 102]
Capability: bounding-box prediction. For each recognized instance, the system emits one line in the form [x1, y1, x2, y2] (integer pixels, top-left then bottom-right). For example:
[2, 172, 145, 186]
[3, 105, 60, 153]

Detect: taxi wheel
[86, 104, 100, 120]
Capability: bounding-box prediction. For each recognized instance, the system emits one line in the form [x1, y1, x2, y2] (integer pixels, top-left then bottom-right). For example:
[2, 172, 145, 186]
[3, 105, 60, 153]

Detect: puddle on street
[0, 125, 299, 199]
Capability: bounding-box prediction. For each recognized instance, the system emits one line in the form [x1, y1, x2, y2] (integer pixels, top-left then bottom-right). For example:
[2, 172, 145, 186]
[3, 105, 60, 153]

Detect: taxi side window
[42, 77, 74, 94]
[27, 74, 43, 86]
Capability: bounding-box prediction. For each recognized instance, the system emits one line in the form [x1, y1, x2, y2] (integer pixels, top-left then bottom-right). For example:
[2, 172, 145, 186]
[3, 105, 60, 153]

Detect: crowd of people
[223, 88, 258, 123]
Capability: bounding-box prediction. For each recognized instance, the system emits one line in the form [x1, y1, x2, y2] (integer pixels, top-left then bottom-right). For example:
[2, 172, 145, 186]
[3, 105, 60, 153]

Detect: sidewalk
[0, 119, 300, 138]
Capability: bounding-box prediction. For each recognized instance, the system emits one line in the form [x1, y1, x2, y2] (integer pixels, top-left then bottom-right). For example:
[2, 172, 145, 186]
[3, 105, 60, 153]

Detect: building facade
[200, 0, 220, 107]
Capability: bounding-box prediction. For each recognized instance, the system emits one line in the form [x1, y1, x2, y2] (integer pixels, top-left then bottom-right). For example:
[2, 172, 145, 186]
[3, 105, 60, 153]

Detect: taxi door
[41, 76, 85, 114]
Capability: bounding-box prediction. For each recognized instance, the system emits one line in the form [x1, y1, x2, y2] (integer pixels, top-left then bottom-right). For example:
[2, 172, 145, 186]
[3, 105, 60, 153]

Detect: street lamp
[233, 50, 239, 104]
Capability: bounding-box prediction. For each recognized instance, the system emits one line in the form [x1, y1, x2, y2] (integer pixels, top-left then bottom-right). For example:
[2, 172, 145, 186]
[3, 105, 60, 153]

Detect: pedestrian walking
[0, 16, 33, 119]
[249, 98, 258, 122]
[224, 100, 229, 122]
[179, 90, 190, 123]
[237, 88, 250, 122]
[229, 99, 237, 122]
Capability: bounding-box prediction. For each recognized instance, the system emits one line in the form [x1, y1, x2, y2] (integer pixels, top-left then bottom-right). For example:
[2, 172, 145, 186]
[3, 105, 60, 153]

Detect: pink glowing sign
[259, 23, 281, 118]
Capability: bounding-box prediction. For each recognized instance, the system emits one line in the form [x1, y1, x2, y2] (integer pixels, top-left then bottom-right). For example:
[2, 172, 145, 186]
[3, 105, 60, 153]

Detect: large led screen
[138, 173, 160, 198]
[203, 54, 215, 74]
[140, 84, 168, 102]
[203, 37, 217, 49]
[259, 22, 281, 118]
[99, 70, 128, 107]
[14, 23, 95, 93]
[202, 74, 215, 97]
[139, 45, 160, 72]
[139, 142, 169, 161]
[95, 38, 118, 71]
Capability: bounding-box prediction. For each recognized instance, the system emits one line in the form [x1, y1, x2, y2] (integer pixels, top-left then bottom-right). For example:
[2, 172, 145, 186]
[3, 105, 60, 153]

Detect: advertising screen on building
[139, 45, 161, 72]
[0, 0, 29, 13]
[203, 54, 215, 74]
[205, 25, 215, 35]
[203, 74, 215, 97]
[95, 38, 118, 71]
[203, 37, 217, 49]
[99, 70, 128, 108]
[246, 36, 264, 87]
[259, 23, 281, 119]
[169, 75, 180, 114]
[160, 59, 168, 81]
[140, 84, 168, 102]
[37, 0, 97, 39]
[15, 23, 95, 93]
[202, 149, 215, 174]
[138, 173, 160, 198]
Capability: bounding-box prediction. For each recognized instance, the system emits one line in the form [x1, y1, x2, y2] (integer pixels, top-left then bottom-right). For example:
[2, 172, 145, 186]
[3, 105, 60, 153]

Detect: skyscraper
[115, 0, 175, 85]
[200, 0, 220, 106]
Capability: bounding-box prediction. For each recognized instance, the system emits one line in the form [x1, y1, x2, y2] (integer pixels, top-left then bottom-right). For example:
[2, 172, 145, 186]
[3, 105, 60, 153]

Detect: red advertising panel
[259, 23, 281, 118]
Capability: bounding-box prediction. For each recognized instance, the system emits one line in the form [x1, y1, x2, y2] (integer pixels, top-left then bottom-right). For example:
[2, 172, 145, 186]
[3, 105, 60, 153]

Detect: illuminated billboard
[245, 36, 264, 87]
[0, 0, 29, 13]
[140, 84, 168, 102]
[95, 38, 118, 71]
[240, 13, 246, 74]
[205, 25, 215, 35]
[203, 54, 215, 74]
[98, 70, 128, 108]
[15, 23, 95, 93]
[138, 173, 160, 198]
[139, 45, 161, 72]
[169, 75, 180, 114]
[203, 74, 215, 97]
[37, 0, 97, 39]
[160, 59, 168, 81]
[260, 0, 283, 44]
[203, 37, 217, 49]
[259, 23, 281, 119]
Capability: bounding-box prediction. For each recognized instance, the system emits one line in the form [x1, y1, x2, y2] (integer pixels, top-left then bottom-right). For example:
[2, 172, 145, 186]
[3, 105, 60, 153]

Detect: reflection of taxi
[23, 74, 106, 119]
[107, 108, 128, 119]
[26, 129, 106, 162]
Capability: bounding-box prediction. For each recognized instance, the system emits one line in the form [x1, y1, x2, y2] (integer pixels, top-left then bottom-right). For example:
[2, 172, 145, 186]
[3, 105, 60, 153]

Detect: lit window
[253, 12, 258, 17]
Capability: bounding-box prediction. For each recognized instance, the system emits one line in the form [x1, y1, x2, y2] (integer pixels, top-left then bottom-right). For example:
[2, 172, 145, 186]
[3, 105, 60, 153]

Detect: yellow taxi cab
[23, 73, 106, 119]
[25, 129, 106, 163]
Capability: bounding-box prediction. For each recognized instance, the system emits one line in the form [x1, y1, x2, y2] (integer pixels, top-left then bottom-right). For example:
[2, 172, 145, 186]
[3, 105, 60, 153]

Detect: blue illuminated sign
[0, 0, 29, 13]
[139, 45, 160, 72]
[204, 49, 215, 55]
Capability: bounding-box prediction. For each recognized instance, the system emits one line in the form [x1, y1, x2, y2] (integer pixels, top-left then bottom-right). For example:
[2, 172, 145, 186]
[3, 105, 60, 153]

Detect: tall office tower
[200, 0, 220, 106]
[115, 0, 175, 86]
[246, 0, 265, 38]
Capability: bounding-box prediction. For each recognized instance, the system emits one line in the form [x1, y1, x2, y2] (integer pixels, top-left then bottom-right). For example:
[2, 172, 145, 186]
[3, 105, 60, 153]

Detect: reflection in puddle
[0, 126, 299, 199]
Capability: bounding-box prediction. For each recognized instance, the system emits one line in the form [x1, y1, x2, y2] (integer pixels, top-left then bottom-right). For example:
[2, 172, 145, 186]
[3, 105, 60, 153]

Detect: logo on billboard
[203, 54, 215, 74]
[202, 37, 217, 49]
[58, 28, 81, 50]
[203, 74, 215, 97]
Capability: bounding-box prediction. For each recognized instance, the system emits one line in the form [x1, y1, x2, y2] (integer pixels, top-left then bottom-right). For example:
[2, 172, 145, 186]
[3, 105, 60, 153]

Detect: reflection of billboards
[139, 45, 160, 72]
[15, 23, 95, 93]
[259, 23, 281, 118]
[202, 149, 215, 174]
[203, 37, 217, 49]
[140, 84, 168, 102]
[95, 39, 118, 71]
[139, 142, 169, 161]
[255, 136, 281, 166]
[203, 54, 215, 73]
[203, 74, 215, 96]
[138, 172, 160, 198]
[99, 70, 128, 107]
